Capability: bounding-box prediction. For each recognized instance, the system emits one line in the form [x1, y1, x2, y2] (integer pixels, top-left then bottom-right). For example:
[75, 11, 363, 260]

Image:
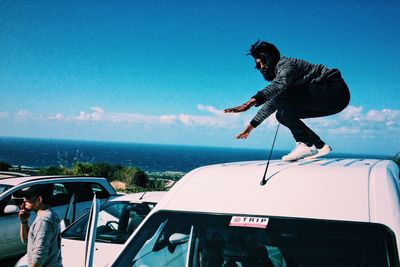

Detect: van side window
[90, 183, 109, 199]
[62, 182, 109, 202]
[51, 183, 70, 206]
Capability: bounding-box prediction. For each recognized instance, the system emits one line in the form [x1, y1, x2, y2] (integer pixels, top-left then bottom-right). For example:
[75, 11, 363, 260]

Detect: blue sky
[1, 0, 399, 156]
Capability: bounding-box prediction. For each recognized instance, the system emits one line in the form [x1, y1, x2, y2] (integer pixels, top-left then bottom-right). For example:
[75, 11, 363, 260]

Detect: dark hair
[248, 40, 281, 64]
[20, 184, 54, 205]
[37, 189, 53, 205]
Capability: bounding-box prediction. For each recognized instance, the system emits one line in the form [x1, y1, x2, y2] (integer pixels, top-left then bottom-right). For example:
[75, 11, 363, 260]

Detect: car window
[61, 182, 109, 203]
[0, 195, 15, 216]
[63, 202, 154, 244]
[51, 183, 70, 206]
[90, 183, 109, 199]
[0, 184, 12, 194]
[113, 212, 399, 267]
[1, 184, 59, 214]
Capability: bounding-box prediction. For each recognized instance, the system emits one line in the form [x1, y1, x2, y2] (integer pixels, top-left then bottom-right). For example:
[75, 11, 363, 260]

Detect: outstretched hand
[235, 124, 254, 139]
[224, 103, 251, 113]
[224, 98, 257, 113]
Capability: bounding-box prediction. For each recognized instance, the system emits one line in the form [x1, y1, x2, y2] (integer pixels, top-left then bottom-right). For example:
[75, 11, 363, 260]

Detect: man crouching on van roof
[225, 40, 350, 161]
[17, 184, 63, 267]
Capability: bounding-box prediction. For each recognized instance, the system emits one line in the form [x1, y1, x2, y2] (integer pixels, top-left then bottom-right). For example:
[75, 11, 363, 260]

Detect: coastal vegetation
[1, 154, 399, 192]
[0, 161, 184, 193]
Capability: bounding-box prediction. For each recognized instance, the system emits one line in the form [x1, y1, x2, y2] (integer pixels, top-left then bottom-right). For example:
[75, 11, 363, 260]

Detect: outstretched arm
[224, 98, 257, 113]
[235, 124, 254, 139]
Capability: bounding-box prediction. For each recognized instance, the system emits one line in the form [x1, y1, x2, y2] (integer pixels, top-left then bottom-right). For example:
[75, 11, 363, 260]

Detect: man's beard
[260, 65, 275, 81]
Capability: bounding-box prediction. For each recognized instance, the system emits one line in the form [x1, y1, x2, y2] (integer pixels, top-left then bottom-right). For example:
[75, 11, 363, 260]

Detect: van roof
[158, 158, 399, 224]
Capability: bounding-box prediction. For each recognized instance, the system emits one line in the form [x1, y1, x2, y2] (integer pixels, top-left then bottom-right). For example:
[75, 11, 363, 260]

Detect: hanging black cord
[260, 123, 280, 186]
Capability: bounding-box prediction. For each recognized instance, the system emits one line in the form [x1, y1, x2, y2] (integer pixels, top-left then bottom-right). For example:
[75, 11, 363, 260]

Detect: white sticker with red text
[229, 216, 269, 229]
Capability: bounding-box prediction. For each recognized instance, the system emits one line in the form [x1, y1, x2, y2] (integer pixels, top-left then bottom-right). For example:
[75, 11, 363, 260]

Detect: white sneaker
[304, 144, 332, 160]
[282, 142, 317, 161]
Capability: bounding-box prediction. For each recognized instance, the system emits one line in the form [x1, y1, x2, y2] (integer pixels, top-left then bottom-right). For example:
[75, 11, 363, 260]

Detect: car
[0, 175, 117, 260]
[110, 158, 400, 267]
[0, 171, 30, 179]
[15, 191, 165, 267]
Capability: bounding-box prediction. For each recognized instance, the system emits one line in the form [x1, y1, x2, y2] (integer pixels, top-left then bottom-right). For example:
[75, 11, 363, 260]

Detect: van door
[0, 193, 35, 259]
[66, 182, 110, 220]
[85, 195, 100, 267]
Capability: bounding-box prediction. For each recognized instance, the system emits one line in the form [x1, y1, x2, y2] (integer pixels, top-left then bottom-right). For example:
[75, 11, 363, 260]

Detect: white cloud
[35, 105, 400, 141]
[365, 110, 386, 122]
[365, 109, 400, 124]
[312, 106, 400, 138]
[0, 112, 8, 119]
[75, 107, 104, 121]
[328, 126, 361, 135]
[52, 104, 244, 128]
[159, 115, 178, 124]
[339, 106, 363, 121]
[48, 113, 65, 121]
[15, 110, 33, 121]
[196, 104, 224, 116]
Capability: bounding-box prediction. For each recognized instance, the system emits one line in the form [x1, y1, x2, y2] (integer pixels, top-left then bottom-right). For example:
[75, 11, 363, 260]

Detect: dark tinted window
[51, 183, 70, 206]
[63, 201, 154, 244]
[90, 183, 109, 199]
[62, 182, 109, 203]
[0, 184, 12, 194]
[113, 212, 399, 267]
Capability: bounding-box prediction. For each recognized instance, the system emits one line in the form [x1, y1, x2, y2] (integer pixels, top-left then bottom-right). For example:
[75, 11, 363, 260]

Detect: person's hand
[19, 202, 30, 223]
[224, 103, 251, 113]
[235, 124, 254, 139]
[224, 98, 256, 113]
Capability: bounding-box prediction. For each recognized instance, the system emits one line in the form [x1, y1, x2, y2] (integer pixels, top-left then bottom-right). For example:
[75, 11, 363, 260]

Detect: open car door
[60, 194, 76, 231]
[84, 194, 100, 267]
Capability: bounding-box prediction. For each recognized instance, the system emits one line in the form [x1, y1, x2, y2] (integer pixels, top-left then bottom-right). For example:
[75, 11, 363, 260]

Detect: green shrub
[31, 162, 172, 193]
[115, 167, 149, 188]
[71, 162, 123, 180]
[37, 166, 71, 175]
[0, 162, 12, 171]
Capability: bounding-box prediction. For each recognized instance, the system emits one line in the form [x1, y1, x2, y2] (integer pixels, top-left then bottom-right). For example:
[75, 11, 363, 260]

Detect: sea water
[0, 137, 388, 173]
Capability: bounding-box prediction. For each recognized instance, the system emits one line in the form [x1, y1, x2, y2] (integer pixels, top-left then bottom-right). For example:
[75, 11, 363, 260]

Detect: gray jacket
[250, 56, 340, 127]
[27, 209, 63, 267]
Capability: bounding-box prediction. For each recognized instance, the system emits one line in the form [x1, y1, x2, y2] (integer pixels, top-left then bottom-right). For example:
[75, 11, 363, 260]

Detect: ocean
[0, 137, 390, 173]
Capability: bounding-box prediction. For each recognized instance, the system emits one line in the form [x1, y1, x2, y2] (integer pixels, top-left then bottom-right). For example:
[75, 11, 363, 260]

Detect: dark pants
[275, 73, 350, 148]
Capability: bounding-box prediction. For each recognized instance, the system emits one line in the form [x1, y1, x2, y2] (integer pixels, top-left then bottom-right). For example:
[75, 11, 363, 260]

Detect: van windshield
[112, 211, 399, 267]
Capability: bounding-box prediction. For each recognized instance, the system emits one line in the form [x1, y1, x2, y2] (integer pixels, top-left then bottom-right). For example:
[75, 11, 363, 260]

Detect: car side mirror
[167, 233, 189, 254]
[169, 233, 189, 245]
[4, 204, 19, 214]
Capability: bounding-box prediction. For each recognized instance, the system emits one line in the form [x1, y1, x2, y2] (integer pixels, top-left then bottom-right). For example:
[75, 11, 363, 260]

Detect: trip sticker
[229, 216, 269, 229]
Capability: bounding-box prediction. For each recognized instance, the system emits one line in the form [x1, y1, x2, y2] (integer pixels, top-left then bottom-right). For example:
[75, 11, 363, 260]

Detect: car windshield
[0, 184, 12, 194]
[112, 211, 399, 267]
[62, 201, 154, 244]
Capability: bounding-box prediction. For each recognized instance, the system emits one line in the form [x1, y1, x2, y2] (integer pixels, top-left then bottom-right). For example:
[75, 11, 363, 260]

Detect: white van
[110, 158, 400, 267]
